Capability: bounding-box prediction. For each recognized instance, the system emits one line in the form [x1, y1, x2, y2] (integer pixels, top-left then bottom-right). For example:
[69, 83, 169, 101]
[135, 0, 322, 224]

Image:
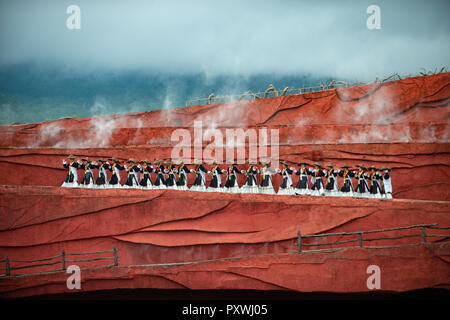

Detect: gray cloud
[0, 0, 449, 81]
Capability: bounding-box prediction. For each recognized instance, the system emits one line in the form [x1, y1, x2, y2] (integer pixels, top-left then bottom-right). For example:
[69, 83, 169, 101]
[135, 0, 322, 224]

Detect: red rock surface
[0, 73, 449, 298]
[0, 73, 449, 200]
[0, 186, 449, 298]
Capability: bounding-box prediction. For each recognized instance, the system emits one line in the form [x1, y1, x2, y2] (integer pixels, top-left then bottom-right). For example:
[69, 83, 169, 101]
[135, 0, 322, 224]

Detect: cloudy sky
[1, 0, 449, 79]
[0, 0, 449, 123]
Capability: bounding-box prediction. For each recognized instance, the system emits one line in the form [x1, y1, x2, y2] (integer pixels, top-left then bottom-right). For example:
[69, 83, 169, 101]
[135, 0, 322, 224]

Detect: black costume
[339, 170, 354, 193]
[259, 165, 273, 188]
[279, 167, 294, 189]
[95, 163, 110, 186]
[310, 168, 325, 191]
[139, 164, 153, 187]
[243, 165, 258, 186]
[80, 162, 95, 186]
[154, 164, 166, 187]
[295, 167, 310, 189]
[165, 164, 177, 187]
[325, 168, 339, 191]
[368, 171, 383, 196]
[109, 162, 125, 185]
[208, 165, 223, 189]
[176, 164, 190, 187]
[192, 164, 208, 186]
[224, 165, 240, 189]
[63, 160, 79, 184]
[124, 164, 140, 186]
[354, 170, 370, 194]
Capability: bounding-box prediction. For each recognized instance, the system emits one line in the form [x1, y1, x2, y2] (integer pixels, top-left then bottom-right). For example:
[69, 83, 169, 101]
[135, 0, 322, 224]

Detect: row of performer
[61, 156, 393, 199]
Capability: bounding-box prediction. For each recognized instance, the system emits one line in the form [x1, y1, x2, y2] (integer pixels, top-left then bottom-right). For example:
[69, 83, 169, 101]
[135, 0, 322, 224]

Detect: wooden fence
[0, 247, 118, 277]
[297, 223, 450, 253]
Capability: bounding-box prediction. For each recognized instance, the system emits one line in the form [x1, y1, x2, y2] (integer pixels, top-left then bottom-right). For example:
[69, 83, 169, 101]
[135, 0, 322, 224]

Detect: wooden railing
[296, 223, 450, 253]
[0, 247, 118, 277]
[185, 83, 348, 106]
[185, 69, 448, 107]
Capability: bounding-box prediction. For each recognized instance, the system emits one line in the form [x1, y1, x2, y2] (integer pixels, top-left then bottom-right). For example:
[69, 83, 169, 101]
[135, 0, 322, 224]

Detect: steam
[28, 96, 146, 148]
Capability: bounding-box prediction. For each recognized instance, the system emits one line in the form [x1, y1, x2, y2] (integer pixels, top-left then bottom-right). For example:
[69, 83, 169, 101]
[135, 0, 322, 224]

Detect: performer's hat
[281, 160, 289, 166]
[298, 161, 309, 165]
[108, 157, 118, 162]
[81, 157, 91, 162]
[380, 166, 391, 171]
[326, 163, 334, 168]
[126, 158, 135, 163]
[341, 164, 351, 168]
[97, 159, 105, 163]
[67, 155, 76, 159]
[313, 162, 322, 167]
[369, 165, 376, 170]
[356, 164, 366, 169]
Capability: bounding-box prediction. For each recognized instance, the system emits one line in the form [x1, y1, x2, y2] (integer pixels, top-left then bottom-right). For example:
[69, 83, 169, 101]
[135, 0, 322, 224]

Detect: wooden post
[113, 246, 118, 266]
[358, 228, 363, 248]
[421, 223, 427, 244]
[297, 230, 302, 253]
[61, 250, 66, 271]
[5, 255, 10, 277]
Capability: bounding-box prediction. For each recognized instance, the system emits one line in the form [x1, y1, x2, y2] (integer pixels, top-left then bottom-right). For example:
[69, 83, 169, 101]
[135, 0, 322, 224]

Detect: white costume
[277, 167, 296, 196]
[61, 160, 81, 188]
[382, 170, 393, 199]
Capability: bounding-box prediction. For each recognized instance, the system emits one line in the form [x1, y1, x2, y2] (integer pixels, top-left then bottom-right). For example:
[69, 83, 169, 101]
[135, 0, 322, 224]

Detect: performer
[380, 166, 393, 199]
[139, 160, 154, 189]
[354, 164, 370, 197]
[176, 160, 190, 191]
[61, 155, 80, 188]
[277, 161, 296, 195]
[224, 162, 241, 193]
[368, 166, 383, 198]
[258, 160, 276, 194]
[123, 159, 140, 188]
[338, 165, 355, 197]
[310, 163, 325, 196]
[324, 164, 340, 196]
[165, 160, 178, 190]
[108, 157, 125, 188]
[294, 161, 311, 195]
[94, 159, 111, 188]
[240, 160, 259, 194]
[80, 157, 95, 188]
[153, 160, 167, 189]
[207, 161, 223, 192]
[190, 159, 208, 192]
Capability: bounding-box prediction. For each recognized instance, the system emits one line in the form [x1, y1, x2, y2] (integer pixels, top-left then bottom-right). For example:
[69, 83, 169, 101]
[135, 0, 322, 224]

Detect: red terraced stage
[0, 73, 449, 298]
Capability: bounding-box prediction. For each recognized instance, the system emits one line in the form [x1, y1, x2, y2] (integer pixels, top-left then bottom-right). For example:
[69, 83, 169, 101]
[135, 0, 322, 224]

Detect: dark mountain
[0, 63, 339, 124]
